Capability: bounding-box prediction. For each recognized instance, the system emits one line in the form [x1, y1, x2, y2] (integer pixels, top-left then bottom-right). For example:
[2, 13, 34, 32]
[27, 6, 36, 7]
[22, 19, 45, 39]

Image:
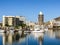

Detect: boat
[32, 25, 44, 33]
[44, 27, 48, 31]
[0, 30, 5, 33]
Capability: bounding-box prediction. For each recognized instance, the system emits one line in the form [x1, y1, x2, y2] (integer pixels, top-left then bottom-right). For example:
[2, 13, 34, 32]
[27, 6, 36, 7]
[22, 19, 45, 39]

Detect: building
[46, 17, 60, 29]
[53, 17, 60, 30]
[26, 21, 36, 30]
[38, 11, 44, 25]
[2, 16, 26, 27]
[16, 16, 26, 24]
[26, 21, 35, 26]
[3, 16, 15, 27]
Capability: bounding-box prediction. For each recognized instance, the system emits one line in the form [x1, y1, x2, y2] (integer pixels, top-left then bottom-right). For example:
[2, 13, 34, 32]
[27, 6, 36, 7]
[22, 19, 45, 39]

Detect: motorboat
[0, 30, 5, 33]
[32, 25, 44, 33]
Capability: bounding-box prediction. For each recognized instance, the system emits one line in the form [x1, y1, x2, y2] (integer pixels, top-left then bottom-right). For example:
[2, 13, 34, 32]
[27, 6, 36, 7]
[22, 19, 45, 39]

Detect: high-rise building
[2, 16, 26, 27]
[38, 11, 44, 25]
[15, 16, 26, 26]
[3, 16, 15, 27]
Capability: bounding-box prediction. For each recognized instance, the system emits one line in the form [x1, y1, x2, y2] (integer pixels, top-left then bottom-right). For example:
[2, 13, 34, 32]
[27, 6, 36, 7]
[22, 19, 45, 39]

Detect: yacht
[0, 30, 4, 33]
[32, 25, 44, 33]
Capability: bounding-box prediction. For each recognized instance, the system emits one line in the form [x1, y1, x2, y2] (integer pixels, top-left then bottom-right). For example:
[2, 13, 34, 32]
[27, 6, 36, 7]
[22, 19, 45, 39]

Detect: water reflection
[46, 29, 60, 39]
[3, 31, 27, 45]
[2, 29, 60, 45]
[32, 32, 44, 45]
[38, 33, 44, 45]
[3, 32, 13, 45]
[46, 30, 55, 38]
[39, 36, 43, 45]
[32, 29, 60, 45]
[54, 30, 60, 39]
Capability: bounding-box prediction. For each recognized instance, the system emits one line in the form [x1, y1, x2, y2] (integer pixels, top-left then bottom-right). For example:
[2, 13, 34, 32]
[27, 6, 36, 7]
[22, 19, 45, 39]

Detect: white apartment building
[2, 16, 26, 27]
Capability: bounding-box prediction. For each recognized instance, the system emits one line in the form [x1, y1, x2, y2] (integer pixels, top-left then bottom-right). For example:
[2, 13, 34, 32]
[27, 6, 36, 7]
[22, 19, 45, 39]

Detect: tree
[15, 25, 19, 29]
[19, 23, 26, 28]
[5, 24, 9, 27]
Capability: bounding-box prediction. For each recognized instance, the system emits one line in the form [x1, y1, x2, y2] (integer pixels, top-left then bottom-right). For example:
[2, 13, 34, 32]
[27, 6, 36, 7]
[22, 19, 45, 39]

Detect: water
[0, 29, 60, 45]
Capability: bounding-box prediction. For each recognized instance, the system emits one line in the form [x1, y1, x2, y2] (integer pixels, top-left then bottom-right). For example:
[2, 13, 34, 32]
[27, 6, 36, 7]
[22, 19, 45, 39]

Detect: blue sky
[0, 0, 60, 22]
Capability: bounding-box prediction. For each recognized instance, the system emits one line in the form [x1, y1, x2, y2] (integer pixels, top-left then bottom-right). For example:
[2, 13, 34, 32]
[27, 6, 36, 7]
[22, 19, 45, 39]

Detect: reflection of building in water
[32, 32, 44, 45]
[3, 34, 5, 45]
[47, 29, 60, 39]
[55, 30, 60, 39]
[19, 37, 26, 43]
[2, 30, 27, 45]
[3, 32, 20, 45]
[3, 33, 12, 45]
[32, 32, 44, 38]
[47, 30, 55, 38]
[13, 32, 20, 41]
[38, 36, 44, 45]
[8, 33, 12, 44]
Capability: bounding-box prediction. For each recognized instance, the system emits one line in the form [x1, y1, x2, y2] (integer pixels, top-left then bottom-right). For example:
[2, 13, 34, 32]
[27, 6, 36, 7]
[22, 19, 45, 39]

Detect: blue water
[0, 36, 3, 45]
[43, 35, 60, 45]
[0, 30, 60, 45]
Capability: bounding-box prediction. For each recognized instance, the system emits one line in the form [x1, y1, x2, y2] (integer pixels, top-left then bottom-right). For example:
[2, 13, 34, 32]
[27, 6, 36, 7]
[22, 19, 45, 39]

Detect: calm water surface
[0, 29, 60, 45]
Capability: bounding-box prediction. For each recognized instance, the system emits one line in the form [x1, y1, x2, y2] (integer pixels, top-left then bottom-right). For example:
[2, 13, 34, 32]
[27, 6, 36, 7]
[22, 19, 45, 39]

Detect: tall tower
[38, 11, 44, 25]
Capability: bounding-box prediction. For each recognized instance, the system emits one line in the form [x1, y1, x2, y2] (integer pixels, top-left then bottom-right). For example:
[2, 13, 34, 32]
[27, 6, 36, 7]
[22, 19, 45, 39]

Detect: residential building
[46, 17, 60, 29]
[3, 16, 15, 27]
[2, 16, 26, 27]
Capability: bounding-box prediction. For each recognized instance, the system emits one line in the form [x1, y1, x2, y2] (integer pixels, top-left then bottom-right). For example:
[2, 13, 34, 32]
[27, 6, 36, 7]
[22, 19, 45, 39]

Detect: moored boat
[32, 25, 44, 33]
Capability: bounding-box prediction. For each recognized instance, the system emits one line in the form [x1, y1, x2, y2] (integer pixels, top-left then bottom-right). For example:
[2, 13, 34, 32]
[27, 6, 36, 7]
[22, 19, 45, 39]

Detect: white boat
[0, 30, 4, 35]
[33, 25, 44, 33]
[0, 30, 4, 33]
[32, 30, 44, 33]
[44, 27, 48, 31]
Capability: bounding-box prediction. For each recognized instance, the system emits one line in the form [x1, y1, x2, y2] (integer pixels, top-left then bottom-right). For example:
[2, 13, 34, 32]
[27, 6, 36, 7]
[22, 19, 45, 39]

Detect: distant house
[53, 17, 60, 30]
[54, 17, 60, 21]
[46, 16, 60, 30]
